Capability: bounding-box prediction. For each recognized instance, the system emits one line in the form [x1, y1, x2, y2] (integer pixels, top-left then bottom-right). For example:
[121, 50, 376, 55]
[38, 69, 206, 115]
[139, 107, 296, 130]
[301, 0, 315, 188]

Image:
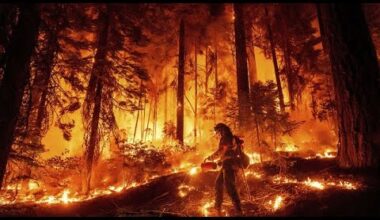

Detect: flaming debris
[201, 201, 213, 217]
[177, 184, 195, 198]
[271, 175, 360, 191]
[268, 195, 284, 211]
[0, 150, 360, 207]
[304, 178, 325, 190]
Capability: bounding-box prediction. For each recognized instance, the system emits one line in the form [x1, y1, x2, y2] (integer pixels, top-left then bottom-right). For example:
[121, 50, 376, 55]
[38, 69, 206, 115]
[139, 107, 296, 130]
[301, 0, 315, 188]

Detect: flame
[245, 170, 262, 179]
[273, 195, 283, 211]
[316, 149, 336, 158]
[272, 175, 359, 191]
[28, 180, 39, 191]
[247, 152, 261, 164]
[61, 189, 70, 204]
[276, 143, 298, 152]
[177, 184, 195, 198]
[303, 178, 325, 190]
[338, 181, 357, 190]
[268, 195, 283, 211]
[201, 201, 213, 217]
[188, 167, 200, 176]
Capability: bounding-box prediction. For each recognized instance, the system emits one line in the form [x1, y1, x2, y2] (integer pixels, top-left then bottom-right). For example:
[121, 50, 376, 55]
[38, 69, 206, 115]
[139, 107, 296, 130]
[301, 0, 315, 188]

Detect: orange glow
[0, 5, 346, 213]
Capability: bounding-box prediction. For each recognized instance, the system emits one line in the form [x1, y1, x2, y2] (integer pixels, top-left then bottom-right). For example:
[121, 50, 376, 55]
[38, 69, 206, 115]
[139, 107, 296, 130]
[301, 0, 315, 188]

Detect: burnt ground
[0, 157, 379, 217]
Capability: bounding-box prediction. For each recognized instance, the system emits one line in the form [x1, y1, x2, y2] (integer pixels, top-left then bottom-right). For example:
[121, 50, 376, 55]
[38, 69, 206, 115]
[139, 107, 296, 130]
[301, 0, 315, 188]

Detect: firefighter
[205, 123, 243, 216]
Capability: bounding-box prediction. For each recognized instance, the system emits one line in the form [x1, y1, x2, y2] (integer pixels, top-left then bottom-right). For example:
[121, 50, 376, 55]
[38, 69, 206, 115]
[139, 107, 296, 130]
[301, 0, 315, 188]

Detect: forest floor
[0, 157, 379, 217]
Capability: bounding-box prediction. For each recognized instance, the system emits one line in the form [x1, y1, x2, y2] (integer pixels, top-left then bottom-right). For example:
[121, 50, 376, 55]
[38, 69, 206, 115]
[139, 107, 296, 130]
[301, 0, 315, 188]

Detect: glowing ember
[245, 170, 263, 179]
[108, 185, 124, 193]
[316, 149, 336, 158]
[276, 143, 298, 152]
[178, 190, 187, 198]
[338, 181, 357, 190]
[61, 190, 70, 204]
[46, 196, 56, 204]
[271, 175, 359, 191]
[268, 195, 284, 211]
[188, 167, 200, 176]
[303, 178, 325, 190]
[28, 180, 39, 191]
[177, 184, 195, 198]
[247, 152, 261, 164]
[272, 175, 298, 184]
[273, 196, 283, 211]
[201, 201, 213, 217]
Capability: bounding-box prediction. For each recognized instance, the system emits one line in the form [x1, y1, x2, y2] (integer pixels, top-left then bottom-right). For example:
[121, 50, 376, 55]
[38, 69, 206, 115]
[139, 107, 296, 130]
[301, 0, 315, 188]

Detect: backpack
[233, 136, 250, 169]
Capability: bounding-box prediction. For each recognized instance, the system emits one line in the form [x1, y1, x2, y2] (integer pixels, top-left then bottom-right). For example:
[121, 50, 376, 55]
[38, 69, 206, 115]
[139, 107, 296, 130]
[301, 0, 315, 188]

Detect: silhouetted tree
[0, 4, 40, 189]
[318, 3, 380, 168]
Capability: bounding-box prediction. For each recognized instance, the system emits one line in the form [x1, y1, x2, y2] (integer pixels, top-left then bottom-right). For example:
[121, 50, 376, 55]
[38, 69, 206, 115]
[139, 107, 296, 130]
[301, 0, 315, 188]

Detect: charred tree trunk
[205, 47, 210, 94]
[247, 46, 257, 87]
[318, 3, 380, 169]
[265, 7, 285, 112]
[0, 4, 40, 189]
[85, 78, 103, 193]
[316, 4, 328, 53]
[0, 5, 17, 87]
[29, 17, 60, 142]
[145, 100, 152, 142]
[281, 5, 295, 110]
[133, 82, 143, 144]
[164, 77, 168, 123]
[214, 40, 218, 125]
[194, 40, 198, 145]
[153, 93, 157, 141]
[233, 4, 251, 130]
[176, 19, 185, 145]
[245, 19, 257, 86]
[84, 7, 109, 193]
[141, 96, 146, 141]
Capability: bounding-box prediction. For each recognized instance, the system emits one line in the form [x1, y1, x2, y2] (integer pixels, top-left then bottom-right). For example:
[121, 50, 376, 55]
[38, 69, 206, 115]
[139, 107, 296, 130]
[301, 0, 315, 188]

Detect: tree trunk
[85, 78, 102, 193]
[318, 3, 380, 169]
[164, 76, 168, 123]
[281, 5, 295, 110]
[254, 115, 262, 163]
[145, 100, 152, 142]
[247, 47, 257, 87]
[233, 4, 251, 130]
[29, 18, 60, 142]
[194, 40, 198, 145]
[84, 7, 109, 193]
[153, 93, 157, 141]
[133, 86, 142, 144]
[265, 7, 285, 112]
[316, 4, 328, 53]
[176, 19, 185, 145]
[141, 96, 146, 141]
[0, 5, 17, 87]
[0, 4, 40, 189]
[245, 19, 257, 86]
[205, 47, 209, 94]
[214, 40, 218, 125]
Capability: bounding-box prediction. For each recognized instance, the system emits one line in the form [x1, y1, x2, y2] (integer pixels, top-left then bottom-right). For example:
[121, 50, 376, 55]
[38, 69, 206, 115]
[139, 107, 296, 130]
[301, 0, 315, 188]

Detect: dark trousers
[215, 164, 242, 212]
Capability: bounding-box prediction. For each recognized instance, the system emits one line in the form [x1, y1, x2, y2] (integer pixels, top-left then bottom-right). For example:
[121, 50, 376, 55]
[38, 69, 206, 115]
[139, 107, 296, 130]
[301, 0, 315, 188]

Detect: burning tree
[82, 4, 149, 193]
[0, 3, 379, 217]
[249, 81, 301, 161]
